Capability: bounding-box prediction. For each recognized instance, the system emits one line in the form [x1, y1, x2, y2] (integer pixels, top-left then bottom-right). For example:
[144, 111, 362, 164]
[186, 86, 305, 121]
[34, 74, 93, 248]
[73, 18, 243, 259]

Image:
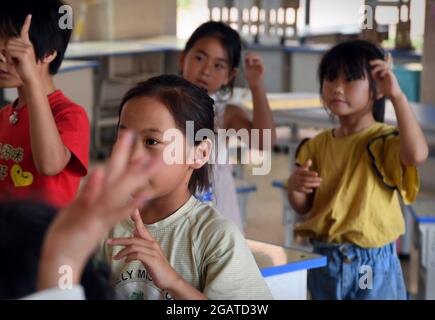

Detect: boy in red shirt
[0, 1, 90, 207]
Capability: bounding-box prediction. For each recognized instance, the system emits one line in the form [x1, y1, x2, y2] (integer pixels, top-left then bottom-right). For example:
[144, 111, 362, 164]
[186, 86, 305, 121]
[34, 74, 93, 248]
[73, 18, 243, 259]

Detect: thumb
[302, 159, 313, 170]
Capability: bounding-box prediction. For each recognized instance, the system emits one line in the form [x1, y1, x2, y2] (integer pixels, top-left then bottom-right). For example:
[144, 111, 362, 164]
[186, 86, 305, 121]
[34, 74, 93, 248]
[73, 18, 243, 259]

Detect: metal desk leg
[399, 204, 413, 259]
[238, 193, 248, 229]
[282, 189, 294, 247]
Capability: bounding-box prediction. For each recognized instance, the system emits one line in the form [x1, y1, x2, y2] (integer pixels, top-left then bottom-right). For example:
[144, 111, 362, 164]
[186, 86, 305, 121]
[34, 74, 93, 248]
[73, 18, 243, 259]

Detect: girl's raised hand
[370, 55, 402, 100]
[287, 159, 322, 194]
[108, 210, 181, 292]
[244, 51, 265, 88]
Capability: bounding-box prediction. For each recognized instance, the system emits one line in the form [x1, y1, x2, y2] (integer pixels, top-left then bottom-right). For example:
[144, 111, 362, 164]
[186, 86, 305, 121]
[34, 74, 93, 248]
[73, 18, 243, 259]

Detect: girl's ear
[190, 139, 213, 170]
[224, 68, 238, 87]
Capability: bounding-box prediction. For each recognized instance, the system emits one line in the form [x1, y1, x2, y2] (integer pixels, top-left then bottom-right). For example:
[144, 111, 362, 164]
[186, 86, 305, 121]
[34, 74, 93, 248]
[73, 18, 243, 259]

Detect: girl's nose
[201, 62, 212, 76]
[332, 79, 345, 94]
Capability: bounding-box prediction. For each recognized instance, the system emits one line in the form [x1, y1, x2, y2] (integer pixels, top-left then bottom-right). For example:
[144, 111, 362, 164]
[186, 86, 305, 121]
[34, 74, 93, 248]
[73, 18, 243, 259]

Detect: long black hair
[318, 40, 386, 122]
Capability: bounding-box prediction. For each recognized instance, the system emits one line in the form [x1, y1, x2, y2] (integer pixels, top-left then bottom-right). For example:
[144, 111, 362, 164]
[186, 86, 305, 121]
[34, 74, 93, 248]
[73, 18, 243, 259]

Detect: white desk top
[247, 239, 326, 277]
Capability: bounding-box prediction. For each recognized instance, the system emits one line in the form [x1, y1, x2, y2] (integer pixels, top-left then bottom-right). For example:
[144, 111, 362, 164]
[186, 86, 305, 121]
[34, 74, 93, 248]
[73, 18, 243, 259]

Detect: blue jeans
[308, 241, 407, 300]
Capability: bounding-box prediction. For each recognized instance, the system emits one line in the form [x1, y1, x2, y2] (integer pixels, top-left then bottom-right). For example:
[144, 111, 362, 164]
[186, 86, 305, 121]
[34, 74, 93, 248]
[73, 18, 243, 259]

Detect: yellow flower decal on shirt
[11, 164, 34, 187]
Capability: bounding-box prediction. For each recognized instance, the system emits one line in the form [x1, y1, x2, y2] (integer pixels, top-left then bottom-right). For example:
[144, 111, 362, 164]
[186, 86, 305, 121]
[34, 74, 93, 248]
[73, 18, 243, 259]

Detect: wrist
[390, 91, 407, 106]
[22, 74, 44, 91]
[164, 272, 185, 294]
[248, 81, 265, 92]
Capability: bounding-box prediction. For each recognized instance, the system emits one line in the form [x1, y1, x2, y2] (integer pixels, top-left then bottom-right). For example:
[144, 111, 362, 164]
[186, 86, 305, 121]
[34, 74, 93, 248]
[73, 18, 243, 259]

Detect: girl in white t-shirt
[180, 21, 277, 231]
[102, 75, 272, 300]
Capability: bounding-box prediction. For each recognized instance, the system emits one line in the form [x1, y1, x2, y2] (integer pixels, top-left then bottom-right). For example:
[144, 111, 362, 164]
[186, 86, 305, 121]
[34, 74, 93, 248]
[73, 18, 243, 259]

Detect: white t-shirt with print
[99, 196, 272, 300]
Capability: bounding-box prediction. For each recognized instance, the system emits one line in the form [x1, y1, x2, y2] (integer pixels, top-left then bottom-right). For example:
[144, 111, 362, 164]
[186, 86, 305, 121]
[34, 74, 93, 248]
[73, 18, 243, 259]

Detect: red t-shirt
[0, 90, 90, 208]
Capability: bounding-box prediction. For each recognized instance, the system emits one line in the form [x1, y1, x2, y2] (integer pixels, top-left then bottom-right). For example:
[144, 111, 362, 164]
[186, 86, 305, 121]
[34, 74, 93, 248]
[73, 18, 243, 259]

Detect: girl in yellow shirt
[287, 40, 428, 300]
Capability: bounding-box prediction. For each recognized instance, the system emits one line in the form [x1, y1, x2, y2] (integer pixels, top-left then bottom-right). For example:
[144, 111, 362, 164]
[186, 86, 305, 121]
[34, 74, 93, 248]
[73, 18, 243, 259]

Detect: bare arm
[24, 81, 71, 175]
[391, 93, 428, 166]
[371, 59, 428, 166]
[224, 52, 277, 149]
[5, 15, 70, 176]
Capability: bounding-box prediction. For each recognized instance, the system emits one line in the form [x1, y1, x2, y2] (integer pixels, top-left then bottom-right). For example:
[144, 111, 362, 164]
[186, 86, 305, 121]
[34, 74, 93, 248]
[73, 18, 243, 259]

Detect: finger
[113, 156, 160, 200]
[114, 246, 155, 261]
[301, 181, 322, 188]
[300, 176, 322, 183]
[299, 170, 319, 178]
[371, 66, 387, 78]
[107, 237, 152, 247]
[78, 166, 105, 205]
[131, 209, 154, 241]
[100, 157, 158, 214]
[105, 201, 139, 227]
[370, 59, 386, 67]
[385, 52, 393, 67]
[124, 252, 156, 264]
[105, 130, 135, 185]
[298, 186, 314, 194]
[244, 56, 252, 67]
[21, 14, 32, 43]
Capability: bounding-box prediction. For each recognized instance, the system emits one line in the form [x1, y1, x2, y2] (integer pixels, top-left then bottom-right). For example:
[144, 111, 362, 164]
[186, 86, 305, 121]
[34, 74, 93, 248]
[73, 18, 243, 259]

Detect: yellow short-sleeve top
[294, 122, 419, 248]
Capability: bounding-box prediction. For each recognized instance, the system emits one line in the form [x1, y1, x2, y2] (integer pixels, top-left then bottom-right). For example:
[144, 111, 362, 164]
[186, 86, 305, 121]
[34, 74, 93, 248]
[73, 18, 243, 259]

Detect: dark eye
[145, 138, 159, 146]
[195, 55, 203, 62]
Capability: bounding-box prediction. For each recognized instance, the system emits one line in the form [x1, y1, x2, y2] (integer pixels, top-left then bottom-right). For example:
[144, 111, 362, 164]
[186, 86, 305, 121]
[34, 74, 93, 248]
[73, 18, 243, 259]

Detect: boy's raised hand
[108, 209, 182, 292]
[244, 51, 265, 89]
[287, 159, 322, 194]
[4, 14, 39, 82]
[370, 54, 403, 100]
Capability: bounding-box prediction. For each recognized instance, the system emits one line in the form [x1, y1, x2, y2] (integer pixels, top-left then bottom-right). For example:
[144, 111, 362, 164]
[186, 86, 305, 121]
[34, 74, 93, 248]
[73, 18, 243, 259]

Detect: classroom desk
[247, 239, 326, 300]
[408, 200, 435, 300]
